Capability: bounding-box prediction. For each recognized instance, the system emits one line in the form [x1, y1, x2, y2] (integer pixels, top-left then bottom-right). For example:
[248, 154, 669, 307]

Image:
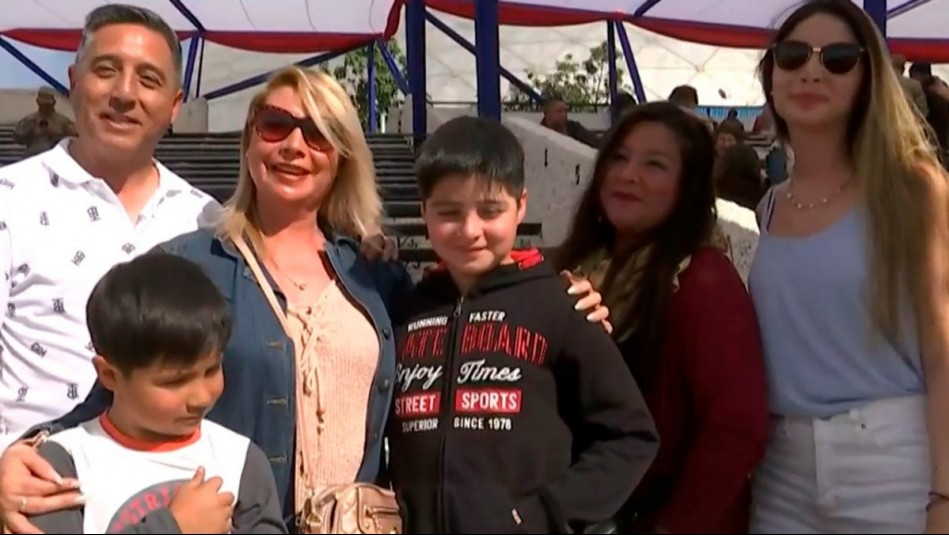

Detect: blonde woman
[748, 1, 949, 532]
[0, 66, 608, 533]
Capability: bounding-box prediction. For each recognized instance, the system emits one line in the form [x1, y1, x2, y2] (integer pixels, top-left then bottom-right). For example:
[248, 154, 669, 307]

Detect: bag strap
[231, 233, 291, 337]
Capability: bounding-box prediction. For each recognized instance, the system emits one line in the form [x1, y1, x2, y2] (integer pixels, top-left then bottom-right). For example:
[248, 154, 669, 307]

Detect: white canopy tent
[426, 0, 949, 60]
[1, 0, 946, 130]
[0, 0, 402, 52]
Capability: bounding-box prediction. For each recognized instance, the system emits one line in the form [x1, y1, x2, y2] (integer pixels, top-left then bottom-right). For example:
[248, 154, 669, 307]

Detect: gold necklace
[262, 232, 325, 292]
[785, 176, 852, 211]
[268, 257, 308, 291]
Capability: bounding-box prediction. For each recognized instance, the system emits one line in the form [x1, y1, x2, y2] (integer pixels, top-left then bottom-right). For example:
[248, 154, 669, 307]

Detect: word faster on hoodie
[386, 250, 659, 534]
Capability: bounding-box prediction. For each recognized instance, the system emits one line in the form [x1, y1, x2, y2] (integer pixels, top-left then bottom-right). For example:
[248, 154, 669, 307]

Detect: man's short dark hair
[910, 62, 933, 79]
[669, 85, 699, 107]
[76, 4, 183, 80]
[415, 116, 525, 200]
[542, 94, 565, 108]
[87, 253, 232, 375]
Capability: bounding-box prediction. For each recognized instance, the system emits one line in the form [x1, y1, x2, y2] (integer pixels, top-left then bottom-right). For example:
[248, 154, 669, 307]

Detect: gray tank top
[748, 189, 924, 419]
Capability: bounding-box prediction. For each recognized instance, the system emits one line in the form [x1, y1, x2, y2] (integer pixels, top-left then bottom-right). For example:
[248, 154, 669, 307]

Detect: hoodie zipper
[438, 295, 465, 532]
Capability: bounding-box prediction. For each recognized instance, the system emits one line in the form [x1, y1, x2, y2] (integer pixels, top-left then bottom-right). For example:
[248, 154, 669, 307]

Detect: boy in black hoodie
[387, 116, 659, 534]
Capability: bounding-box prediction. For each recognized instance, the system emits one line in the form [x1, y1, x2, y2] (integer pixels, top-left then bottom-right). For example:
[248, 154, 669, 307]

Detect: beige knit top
[285, 279, 380, 512]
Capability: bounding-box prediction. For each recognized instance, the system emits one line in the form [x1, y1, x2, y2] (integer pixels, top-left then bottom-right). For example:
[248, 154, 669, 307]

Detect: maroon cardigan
[622, 248, 770, 533]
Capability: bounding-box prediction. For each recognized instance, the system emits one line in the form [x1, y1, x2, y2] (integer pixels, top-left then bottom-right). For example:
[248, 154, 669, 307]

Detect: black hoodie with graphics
[386, 250, 658, 534]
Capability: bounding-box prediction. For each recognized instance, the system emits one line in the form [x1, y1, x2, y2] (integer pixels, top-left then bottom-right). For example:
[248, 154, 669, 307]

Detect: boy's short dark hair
[415, 116, 525, 200]
[86, 253, 232, 374]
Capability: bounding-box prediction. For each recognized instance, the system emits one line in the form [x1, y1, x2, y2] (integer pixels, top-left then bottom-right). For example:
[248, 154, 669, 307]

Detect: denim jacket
[39, 228, 413, 527]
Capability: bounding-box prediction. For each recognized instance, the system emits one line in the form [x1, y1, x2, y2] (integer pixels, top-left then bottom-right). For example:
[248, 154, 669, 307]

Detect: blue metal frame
[168, 0, 207, 33]
[367, 41, 378, 133]
[607, 21, 618, 110]
[204, 47, 355, 100]
[405, 0, 428, 142]
[425, 13, 543, 104]
[864, 0, 887, 35]
[614, 21, 647, 104]
[182, 36, 201, 102]
[632, 0, 665, 18]
[1, 0, 922, 122]
[377, 39, 411, 96]
[474, 0, 501, 120]
[0, 37, 68, 94]
[888, 0, 930, 18]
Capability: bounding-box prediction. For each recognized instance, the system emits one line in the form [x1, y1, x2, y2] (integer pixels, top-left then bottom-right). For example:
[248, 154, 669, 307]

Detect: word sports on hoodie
[386, 249, 659, 534]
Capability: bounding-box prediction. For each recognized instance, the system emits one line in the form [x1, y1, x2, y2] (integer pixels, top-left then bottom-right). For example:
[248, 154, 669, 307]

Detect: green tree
[505, 40, 633, 112]
[328, 40, 408, 131]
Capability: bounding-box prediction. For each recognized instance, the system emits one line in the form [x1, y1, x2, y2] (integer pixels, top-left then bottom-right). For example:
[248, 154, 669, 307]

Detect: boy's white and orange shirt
[27, 414, 286, 533]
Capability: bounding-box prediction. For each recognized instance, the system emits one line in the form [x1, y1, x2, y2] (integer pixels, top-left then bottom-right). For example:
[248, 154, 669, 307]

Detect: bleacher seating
[0, 126, 544, 273]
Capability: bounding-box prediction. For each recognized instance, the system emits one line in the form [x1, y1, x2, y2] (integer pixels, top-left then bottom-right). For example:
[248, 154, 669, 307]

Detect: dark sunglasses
[771, 40, 865, 75]
[252, 105, 332, 151]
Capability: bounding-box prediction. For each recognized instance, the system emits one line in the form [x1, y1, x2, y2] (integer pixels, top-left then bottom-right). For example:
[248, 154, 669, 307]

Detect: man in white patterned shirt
[0, 4, 219, 452]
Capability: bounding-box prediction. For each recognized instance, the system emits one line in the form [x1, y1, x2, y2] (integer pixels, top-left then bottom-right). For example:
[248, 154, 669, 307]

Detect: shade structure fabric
[425, 0, 949, 61]
[0, 0, 404, 53]
[2, 1, 945, 58]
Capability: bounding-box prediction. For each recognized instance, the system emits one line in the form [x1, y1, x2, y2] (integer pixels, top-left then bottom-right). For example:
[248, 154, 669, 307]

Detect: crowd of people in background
[1, 0, 949, 534]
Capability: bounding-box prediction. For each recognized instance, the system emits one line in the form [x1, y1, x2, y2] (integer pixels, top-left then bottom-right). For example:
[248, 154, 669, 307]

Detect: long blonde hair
[760, 0, 949, 341]
[217, 66, 382, 251]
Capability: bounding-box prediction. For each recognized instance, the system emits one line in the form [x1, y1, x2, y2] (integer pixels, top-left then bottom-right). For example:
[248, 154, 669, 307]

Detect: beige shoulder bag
[230, 234, 403, 535]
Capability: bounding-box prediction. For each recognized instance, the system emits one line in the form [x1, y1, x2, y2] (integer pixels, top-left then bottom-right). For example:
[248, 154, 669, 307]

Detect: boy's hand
[360, 234, 399, 262]
[169, 467, 235, 534]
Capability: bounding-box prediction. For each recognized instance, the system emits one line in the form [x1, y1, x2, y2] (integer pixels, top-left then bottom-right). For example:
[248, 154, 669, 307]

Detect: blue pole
[632, 0, 664, 17]
[168, 0, 207, 33]
[607, 21, 618, 110]
[182, 37, 200, 102]
[474, 0, 501, 120]
[367, 42, 377, 133]
[0, 37, 68, 95]
[377, 40, 411, 96]
[204, 48, 353, 100]
[864, 0, 887, 36]
[405, 0, 427, 143]
[426, 13, 543, 104]
[615, 22, 647, 104]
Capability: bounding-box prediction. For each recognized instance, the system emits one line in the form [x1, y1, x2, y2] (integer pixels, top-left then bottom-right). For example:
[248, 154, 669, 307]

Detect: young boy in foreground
[386, 116, 659, 534]
[27, 254, 286, 534]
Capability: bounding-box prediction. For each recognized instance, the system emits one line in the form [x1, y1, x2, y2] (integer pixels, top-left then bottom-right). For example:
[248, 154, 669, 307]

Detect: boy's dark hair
[87, 253, 232, 374]
[415, 116, 525, 200]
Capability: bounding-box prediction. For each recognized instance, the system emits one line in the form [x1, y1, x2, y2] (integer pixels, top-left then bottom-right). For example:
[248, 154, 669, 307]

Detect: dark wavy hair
[556, 101, 716, 354]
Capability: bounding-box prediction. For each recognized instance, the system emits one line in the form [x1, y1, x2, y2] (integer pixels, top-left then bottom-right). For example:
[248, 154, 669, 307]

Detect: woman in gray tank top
[748, 1, 949, 533]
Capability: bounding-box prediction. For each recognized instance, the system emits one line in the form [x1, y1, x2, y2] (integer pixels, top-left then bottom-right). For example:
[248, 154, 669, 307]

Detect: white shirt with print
[0, 140, 221, 449]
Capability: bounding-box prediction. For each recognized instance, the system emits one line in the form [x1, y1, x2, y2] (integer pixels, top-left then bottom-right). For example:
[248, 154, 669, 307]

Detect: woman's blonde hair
[217, 66, 382, 250]
[760, 0, 949, 341]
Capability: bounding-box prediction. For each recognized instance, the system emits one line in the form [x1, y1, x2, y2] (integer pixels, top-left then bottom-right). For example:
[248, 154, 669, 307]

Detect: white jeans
[750, 395, 930, 534]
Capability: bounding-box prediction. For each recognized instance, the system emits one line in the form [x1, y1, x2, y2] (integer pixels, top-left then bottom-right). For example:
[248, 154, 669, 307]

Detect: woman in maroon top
[556, 101, 770, 533]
